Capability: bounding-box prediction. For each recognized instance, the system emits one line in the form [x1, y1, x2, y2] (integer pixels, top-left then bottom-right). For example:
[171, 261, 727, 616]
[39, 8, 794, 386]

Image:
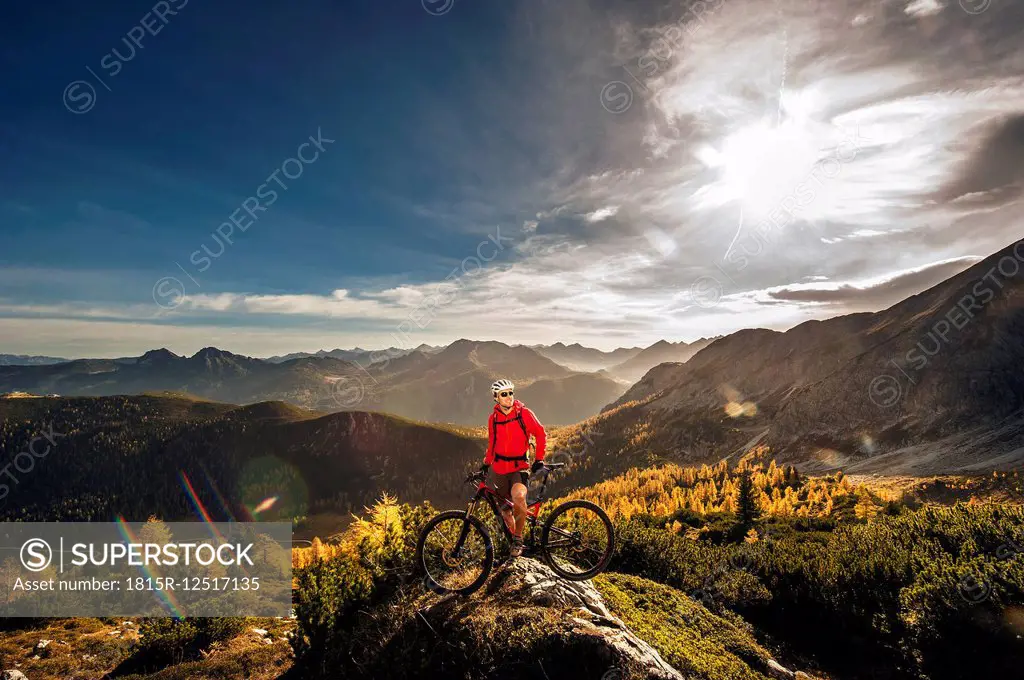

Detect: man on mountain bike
[478, 378, 547, 558]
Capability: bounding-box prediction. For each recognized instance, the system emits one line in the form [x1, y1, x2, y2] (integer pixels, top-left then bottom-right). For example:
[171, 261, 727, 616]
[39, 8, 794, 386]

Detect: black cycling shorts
[493, 470, 529, 502]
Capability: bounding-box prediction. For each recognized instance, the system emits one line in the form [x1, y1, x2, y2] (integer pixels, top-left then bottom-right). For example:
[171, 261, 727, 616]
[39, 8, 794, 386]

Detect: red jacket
[484, 399, 547, 475]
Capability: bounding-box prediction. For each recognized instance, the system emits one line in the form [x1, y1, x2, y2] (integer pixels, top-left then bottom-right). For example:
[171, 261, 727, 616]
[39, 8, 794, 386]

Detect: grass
[0, 618, 136, 679]
[0, 617, 295, 679]
[594, 571, 775, 680]
[115, 632, 292, 680]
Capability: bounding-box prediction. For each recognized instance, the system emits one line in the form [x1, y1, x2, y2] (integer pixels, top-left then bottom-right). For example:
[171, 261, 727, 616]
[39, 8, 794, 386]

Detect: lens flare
[252, 496, 279, 516]
[179, 471, 227, 544]
[199, 465, 240, 521]
[814, 448, 847, 467]
[238, 457, 309, 521]
[860, 434, 876, 454]
[115, 515, 186, 618]
[725, 401, 759, 417]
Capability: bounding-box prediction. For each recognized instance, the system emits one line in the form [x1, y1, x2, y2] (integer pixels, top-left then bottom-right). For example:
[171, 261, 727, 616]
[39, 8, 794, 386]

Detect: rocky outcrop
[491, 557, 685, 680]
[418, 558, 820, 680]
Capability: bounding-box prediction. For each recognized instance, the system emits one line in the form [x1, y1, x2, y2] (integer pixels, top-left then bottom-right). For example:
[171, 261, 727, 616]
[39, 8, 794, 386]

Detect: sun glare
[695, 86, 849, 222]
[717, 117, 823, 219]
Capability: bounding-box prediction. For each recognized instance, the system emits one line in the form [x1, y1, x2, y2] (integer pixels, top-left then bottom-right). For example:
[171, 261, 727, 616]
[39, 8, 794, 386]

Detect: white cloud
[754, 256, 983, 307]
[583, 206, 619, 223]
[904, 0, 944, 18]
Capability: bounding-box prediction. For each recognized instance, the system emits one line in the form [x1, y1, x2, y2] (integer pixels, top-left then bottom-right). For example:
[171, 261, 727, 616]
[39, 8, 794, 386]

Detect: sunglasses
[498, 391, 514, 397]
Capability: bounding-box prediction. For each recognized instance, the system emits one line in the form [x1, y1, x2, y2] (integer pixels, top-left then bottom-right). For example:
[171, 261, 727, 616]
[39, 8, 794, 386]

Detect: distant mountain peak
[139, 348, 178, 362]
[192, 347, 230, 360]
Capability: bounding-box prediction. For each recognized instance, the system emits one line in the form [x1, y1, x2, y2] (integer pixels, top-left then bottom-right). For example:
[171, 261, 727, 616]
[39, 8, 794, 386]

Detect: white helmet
[491, 378, 515, 398]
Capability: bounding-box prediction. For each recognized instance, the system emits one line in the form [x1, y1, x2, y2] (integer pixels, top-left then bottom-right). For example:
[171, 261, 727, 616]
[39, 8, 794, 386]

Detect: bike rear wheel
[416, 510, 494, 595]
[540, 499, 615, 581]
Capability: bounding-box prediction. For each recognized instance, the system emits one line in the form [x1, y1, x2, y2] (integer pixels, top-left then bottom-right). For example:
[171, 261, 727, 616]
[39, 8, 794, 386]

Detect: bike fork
[452, 499, 479, 555]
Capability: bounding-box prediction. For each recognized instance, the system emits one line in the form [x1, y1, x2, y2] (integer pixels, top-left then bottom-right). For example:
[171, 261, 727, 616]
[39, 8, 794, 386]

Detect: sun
[696, 89, 837, 221]
[714, 118, 824, 220]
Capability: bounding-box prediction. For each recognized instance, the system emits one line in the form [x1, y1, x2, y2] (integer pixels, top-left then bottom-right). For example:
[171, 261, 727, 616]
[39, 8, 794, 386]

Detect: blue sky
[1, 0, 1022, 357]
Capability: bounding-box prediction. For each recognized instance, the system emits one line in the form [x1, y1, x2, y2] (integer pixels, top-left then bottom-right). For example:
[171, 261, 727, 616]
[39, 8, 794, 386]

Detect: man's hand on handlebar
[466, 463, 489, 483]
[531, 460, 565, 475]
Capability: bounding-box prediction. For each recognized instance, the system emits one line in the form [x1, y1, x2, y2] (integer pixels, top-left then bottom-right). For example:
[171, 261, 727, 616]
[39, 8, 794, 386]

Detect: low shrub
[129, 617, 247, 669]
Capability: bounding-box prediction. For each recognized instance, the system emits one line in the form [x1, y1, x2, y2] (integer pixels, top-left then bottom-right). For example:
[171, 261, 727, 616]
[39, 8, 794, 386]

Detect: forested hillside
[0, 394, 485, 524]
[555, 449, 878, 522]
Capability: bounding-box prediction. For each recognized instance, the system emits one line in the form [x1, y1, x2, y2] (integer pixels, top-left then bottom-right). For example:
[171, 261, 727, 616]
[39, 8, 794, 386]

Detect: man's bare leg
[501, 507, 515, 534]
[510, 482, 528, 539]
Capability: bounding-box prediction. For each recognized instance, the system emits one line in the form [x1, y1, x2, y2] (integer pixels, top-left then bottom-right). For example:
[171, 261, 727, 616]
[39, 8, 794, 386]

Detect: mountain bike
[415, 461, 615, 595]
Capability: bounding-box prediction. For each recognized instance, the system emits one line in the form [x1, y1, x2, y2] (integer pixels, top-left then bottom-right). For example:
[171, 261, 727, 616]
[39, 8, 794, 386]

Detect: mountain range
[350, 339, 628, 425]
[575, 238, 1024, 478]
[601, 337, 720, 382]
[527, 338, 719, 382]
[0, 337, 724, 426]
[262, 343, 443, 364]
[0, 340, 633, 425]
[0, 346, 349, 408]
[526, 342, 644, 372]
[0, 353, 68, 366]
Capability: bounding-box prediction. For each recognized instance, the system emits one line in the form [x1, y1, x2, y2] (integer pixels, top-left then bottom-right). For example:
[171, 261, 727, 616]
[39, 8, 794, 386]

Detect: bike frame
[470, 475, 546, 546]
[451, 467, 578, 555]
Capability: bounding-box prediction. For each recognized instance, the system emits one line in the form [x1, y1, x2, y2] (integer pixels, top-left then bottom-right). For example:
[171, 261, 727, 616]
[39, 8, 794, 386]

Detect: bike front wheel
[416, 510, 494, 595]
[540, 500, 615, 581]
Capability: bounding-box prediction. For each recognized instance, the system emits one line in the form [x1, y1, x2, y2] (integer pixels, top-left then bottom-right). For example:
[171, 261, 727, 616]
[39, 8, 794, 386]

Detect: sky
[1, 0, 1022, 358]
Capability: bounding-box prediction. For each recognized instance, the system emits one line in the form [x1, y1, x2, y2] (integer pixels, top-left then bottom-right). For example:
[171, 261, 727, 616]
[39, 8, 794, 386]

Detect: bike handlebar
[465, 461, 565, 484]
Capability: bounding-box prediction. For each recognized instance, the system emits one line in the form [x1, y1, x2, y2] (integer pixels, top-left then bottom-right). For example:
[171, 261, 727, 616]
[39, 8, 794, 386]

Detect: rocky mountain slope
[606, 338, 720, 383]
[589, 238, 1024, 474]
